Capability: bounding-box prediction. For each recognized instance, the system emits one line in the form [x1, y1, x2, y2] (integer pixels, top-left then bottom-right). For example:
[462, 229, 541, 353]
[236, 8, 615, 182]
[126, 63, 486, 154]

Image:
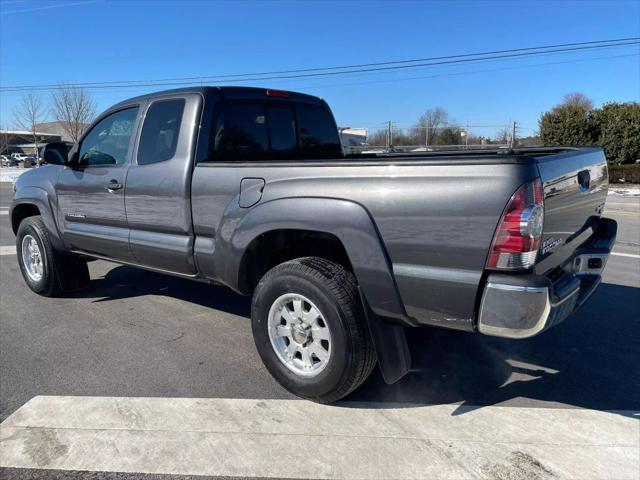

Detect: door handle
[106, 180, 123, 191]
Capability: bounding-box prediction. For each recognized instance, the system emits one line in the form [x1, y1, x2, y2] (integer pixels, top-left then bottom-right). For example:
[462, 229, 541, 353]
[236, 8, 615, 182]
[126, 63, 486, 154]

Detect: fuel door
[239, 177, 265, 208]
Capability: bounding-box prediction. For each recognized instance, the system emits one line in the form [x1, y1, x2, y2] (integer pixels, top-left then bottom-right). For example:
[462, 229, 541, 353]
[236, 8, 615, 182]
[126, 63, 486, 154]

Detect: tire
[16, 215, 89, 296]
[251, 257, 377, 403]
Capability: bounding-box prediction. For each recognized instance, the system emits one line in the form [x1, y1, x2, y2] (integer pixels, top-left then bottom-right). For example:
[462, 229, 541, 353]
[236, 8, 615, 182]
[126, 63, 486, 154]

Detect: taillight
[486, 179, 544, 270]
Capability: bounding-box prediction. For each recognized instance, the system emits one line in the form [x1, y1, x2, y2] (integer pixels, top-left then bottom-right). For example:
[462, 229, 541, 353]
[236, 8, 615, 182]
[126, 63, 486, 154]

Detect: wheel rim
[21, 234, 44, 282]
[267, 293, 332, 377]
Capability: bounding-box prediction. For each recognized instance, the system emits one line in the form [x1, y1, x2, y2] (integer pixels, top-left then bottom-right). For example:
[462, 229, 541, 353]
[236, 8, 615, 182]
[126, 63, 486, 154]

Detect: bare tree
[560, 92, 593, 111]
[51, 84, 96, 143]
[414, 107, 448, 146]
[367, 129, 389, 147]
[13, 94, 46, 165]
[494, 127, 512, 145]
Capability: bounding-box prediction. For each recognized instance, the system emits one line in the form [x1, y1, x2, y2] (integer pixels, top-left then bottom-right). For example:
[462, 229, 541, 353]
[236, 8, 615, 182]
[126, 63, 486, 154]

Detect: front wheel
[251, 257, 376, 403]
[16, 215, 89, 296]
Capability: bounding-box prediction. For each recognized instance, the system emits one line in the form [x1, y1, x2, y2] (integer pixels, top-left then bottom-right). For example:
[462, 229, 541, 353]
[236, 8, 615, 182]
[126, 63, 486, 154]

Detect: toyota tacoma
[11, 87, 617, 402]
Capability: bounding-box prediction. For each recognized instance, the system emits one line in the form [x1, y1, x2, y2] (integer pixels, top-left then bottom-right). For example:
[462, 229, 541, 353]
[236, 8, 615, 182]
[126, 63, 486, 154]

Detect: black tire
[251, 257, 377, 403]
[16, 215, 89, 296]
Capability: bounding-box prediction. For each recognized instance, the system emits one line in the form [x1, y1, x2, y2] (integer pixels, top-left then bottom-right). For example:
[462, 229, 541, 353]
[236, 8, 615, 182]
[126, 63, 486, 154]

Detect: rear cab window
[296, 104, 342, 157]
[266, 105, 297, 155]
[137, 99, 186, 165]
[213, 103, 269, 161]
[209, 100, 342, 161]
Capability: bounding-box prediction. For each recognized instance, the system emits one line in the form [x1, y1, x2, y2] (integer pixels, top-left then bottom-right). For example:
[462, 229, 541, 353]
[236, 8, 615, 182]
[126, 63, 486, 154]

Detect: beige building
[0, 129, 61, 156]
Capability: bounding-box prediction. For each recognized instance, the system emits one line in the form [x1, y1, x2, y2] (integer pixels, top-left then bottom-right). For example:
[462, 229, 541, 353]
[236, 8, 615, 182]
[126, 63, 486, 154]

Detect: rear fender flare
[221, 197, 409, 324]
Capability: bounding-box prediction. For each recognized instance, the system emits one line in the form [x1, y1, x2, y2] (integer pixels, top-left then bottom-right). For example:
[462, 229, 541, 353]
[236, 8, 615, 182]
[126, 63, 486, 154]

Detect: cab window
[266, 105, 297, 154]
[212, 103, 269, 161]
[137, 99, 185, 165]
[296, 104, 342, 157]
[210, 101, 342, 161]
[79, 107, 139, 167]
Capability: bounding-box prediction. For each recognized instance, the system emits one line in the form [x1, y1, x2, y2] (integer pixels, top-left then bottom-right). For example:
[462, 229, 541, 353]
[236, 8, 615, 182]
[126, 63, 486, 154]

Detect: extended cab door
[56, 105, 140, 261]
[124, 94, 202, 275]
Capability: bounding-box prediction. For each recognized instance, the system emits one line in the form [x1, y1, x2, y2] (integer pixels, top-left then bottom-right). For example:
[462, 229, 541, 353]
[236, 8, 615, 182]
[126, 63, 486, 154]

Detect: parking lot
[0, 182, 638, 479]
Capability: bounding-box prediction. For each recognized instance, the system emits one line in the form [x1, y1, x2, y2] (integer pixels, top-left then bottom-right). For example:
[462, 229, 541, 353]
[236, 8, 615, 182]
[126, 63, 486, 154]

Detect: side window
[212, 103, 269, 161]
[79, 107, 139, 167]
[137, 99, 185, 165]
[295, 104, 342, 158]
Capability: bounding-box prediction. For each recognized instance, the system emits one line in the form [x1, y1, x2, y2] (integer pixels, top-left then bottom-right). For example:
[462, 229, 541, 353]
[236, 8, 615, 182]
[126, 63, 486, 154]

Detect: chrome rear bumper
[478, 217, 616, 339]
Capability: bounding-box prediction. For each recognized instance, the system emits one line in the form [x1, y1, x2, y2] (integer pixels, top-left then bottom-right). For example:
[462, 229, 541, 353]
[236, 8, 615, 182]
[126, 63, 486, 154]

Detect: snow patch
[608, 187, 640, 197]
[0, 168, 25, 184]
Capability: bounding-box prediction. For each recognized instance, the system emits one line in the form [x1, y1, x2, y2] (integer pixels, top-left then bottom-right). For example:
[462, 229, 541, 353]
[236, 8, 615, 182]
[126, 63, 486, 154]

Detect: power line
[1, 37, 638, 93]
[3, 36, 637, 90]
[0, 51, 635, 99]
[0, 0, 101, 15]
[295, 52, 638, 94]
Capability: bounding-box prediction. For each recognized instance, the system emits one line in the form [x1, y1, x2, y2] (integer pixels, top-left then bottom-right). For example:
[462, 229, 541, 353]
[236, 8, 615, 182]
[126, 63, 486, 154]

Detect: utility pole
[511, 121, 517, 148]
[387, 121, 393, 150]
[465, 120, 469, 149]
[425, 121, 429, 148]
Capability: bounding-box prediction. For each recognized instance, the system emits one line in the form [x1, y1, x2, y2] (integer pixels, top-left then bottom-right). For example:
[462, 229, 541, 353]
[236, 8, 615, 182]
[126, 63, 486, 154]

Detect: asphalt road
[0, 183, 638, 478]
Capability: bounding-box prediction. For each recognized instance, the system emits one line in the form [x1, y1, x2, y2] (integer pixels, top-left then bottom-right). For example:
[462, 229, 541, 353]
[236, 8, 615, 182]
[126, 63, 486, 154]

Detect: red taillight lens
[486, 179, 544, 270]
[265, 89, 290, 98]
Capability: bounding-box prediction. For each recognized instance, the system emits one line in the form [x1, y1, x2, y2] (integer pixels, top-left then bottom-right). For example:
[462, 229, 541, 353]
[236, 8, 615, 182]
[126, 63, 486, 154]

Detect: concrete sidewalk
[1, 396, 637, 479]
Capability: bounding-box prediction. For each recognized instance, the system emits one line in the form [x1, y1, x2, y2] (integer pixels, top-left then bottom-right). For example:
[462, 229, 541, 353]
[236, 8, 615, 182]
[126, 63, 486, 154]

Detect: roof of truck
[109, 86, 324, 111]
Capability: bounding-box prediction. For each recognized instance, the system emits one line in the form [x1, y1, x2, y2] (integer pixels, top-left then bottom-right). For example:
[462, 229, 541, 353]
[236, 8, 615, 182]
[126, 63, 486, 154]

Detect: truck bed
[345, 146, 579, 163]
[193, 145, 608, 331]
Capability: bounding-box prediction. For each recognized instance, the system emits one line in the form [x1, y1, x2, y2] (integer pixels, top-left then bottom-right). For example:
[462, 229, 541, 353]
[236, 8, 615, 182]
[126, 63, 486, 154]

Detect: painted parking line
[607, 210, 640, 216]
[1, 396, 638, 479]
[611, 252, 640, 259]
[0, 245, 16, 255]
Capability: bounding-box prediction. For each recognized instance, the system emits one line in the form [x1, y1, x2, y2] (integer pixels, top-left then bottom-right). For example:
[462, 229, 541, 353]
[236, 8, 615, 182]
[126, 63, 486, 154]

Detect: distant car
[22, 156, 38, 168]
[12, 153, 35, 165]
[2, 155, 20, 167]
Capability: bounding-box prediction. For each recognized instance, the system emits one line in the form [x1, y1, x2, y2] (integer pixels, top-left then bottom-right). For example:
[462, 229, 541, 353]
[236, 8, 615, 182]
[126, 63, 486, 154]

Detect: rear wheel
[251, 257, 376, 403]
[16, 215, 89, 296]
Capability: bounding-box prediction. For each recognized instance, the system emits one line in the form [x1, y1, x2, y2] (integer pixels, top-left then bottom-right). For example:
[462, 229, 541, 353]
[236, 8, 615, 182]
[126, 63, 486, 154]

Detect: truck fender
[220, 197, 412, 384]
[11, 186, 65, 252]
[226, 197, 407, 321]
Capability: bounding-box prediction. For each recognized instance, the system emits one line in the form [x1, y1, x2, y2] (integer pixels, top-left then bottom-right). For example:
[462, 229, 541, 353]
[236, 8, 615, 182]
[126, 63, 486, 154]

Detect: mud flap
[55, 253, 90, 292]
[359, 287, 411, 384]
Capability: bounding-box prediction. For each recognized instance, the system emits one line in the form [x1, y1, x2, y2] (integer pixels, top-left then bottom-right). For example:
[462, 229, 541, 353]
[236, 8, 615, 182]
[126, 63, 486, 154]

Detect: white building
[339, 128, 367, 154]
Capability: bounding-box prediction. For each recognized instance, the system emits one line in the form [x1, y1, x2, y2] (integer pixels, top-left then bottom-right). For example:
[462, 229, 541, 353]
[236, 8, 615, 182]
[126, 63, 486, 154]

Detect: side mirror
[42, 142, 69, 166]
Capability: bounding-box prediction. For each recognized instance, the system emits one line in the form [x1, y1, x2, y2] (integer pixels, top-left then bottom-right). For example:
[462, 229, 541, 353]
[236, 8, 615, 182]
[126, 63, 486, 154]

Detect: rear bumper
[478, 217, 617, 339]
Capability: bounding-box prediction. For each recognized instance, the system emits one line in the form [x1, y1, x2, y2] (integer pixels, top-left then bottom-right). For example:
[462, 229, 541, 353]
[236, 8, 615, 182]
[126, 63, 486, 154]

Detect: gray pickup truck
[11, 87, 616, 402]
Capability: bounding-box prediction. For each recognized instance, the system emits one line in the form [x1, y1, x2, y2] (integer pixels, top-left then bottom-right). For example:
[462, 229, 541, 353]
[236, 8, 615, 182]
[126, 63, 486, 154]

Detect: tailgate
[534, 147, 609, 274]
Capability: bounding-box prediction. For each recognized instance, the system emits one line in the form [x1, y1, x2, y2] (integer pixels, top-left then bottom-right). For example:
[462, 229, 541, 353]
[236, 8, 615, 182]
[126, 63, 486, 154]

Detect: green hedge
[539, 101, 640, 165]
[608, 164, 640, 184]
